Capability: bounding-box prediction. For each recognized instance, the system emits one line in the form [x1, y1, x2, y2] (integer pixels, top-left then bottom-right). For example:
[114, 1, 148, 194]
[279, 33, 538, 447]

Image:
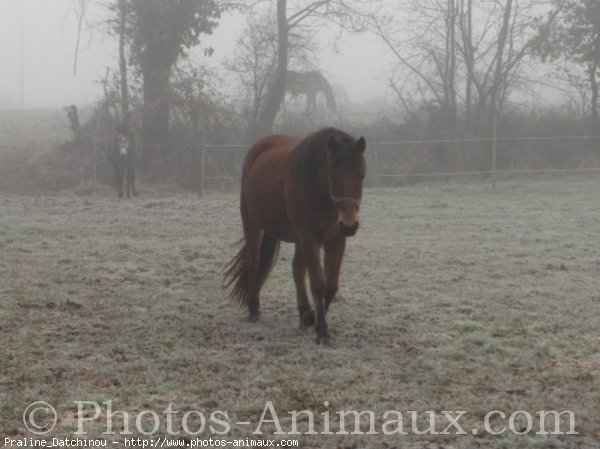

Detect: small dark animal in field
[109, 125, 137, 199]
[223, 128, 366, 345]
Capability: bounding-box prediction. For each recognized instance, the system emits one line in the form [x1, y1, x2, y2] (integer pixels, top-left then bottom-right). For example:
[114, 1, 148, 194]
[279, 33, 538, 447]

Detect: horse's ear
[355, 136, 366, 153]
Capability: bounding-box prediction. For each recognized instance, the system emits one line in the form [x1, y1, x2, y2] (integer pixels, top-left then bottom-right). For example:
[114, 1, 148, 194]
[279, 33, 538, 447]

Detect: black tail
[222, 234, 280, 305]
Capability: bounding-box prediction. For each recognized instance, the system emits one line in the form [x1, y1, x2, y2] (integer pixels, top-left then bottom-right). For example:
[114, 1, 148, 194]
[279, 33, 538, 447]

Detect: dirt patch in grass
[1, 178, 599, 448]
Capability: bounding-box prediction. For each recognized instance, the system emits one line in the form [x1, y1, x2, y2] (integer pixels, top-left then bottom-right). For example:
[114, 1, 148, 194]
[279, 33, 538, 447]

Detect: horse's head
[326, 133, 366, 237]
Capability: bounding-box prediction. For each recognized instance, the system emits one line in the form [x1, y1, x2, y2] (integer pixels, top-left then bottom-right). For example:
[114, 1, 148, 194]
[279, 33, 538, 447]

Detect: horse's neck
[308, 72, 336, 112]
[317, 77, 336, 111]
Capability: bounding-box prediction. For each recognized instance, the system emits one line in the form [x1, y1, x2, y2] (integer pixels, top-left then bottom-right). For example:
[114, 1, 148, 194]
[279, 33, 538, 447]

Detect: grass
[1, 176, 600, 448]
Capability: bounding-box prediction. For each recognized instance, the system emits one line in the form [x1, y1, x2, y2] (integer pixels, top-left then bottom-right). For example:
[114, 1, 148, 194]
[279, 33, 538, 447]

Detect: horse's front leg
[324, 235, 346, 313]
[300, 240, 330, 345]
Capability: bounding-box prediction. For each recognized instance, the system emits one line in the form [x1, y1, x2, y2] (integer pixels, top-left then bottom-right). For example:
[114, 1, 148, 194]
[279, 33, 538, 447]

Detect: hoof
[316, 335, 333, 346]
[248, 313, 260, 322]
[300, 309, 315, 328]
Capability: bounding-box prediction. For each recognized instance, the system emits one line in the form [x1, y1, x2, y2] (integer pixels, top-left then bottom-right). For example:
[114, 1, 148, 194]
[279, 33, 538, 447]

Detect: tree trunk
[488, 0, 512, 125]
[484, 0, 512, 171]
[141, 66, 171, 176]
[255, 0, 288, 138]
[66, 105, 82, 142]
[464, 0, 473, 124]
[118, 0, 130, 127]
[446, 0, 457, 117]
[590, 62, 599, 122]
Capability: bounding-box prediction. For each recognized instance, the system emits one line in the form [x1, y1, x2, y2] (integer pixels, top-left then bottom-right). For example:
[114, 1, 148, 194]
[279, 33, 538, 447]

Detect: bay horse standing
[223, 128, 366, 345]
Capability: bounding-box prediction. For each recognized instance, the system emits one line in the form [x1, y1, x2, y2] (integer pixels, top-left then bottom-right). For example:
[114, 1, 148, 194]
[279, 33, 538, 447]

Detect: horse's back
[244, 135, 298, 174]
[241, 134, 300, 241]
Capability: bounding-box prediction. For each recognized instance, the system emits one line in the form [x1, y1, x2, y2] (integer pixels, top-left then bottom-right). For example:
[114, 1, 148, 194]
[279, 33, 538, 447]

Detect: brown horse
[223, 128, 366, 345]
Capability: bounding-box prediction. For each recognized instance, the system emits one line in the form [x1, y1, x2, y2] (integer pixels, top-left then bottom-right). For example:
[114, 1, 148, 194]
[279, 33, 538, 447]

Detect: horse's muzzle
[338, 220, 359, 236]
[333, 196, 360, 237]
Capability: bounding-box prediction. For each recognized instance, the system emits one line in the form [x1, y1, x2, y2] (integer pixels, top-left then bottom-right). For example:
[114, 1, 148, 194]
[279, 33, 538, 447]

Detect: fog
[0, 0, 595, 194]
[0, 0, 112, 108]
[1, 4, 600, 447]
[0, 0, 393, 109]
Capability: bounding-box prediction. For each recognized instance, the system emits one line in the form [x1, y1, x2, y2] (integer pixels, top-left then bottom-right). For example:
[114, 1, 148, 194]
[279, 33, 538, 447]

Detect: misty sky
[0, 0, 394, 110]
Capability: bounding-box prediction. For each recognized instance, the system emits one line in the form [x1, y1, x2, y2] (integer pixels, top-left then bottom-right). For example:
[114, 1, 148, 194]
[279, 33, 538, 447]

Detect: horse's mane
[290, 127, 354, 181]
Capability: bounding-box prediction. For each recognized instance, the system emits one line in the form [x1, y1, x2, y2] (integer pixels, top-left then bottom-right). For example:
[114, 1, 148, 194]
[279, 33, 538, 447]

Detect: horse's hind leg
[293, 244, 315, 328]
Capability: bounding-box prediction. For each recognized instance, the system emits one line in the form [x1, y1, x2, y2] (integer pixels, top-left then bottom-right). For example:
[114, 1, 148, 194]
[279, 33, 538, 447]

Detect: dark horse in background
[223, 128, 366, 345]
[109, 125, 137, 199]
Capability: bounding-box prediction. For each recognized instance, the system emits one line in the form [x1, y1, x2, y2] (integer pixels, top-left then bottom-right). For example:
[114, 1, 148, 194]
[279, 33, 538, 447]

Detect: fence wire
[198, 135, 600, 186]
[203, 135, 600, 149]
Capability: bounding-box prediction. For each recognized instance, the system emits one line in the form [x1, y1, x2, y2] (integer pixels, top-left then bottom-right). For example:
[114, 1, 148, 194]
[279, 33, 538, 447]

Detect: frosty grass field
[1, 172, 600, 448]
[0, 107, 598, 449]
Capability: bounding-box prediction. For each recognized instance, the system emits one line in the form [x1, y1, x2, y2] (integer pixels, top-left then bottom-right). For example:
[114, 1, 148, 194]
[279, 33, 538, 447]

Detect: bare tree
[117, 0, 130, 127]
[533, 0, 600, 124]
[462, 0, 473, 122]
[255, 0, 288, 136]
[225, 5, 316, 135]
[488, 0, 513, 130]
[367, 0, 562, 134]
[171, 64, 220, 196]
[253, 0, 363, 136]
[128, 0, 220, 176]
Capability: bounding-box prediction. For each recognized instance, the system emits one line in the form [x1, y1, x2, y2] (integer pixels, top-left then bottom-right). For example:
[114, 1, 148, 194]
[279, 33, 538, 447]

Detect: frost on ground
[0, 177, 599, 448]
